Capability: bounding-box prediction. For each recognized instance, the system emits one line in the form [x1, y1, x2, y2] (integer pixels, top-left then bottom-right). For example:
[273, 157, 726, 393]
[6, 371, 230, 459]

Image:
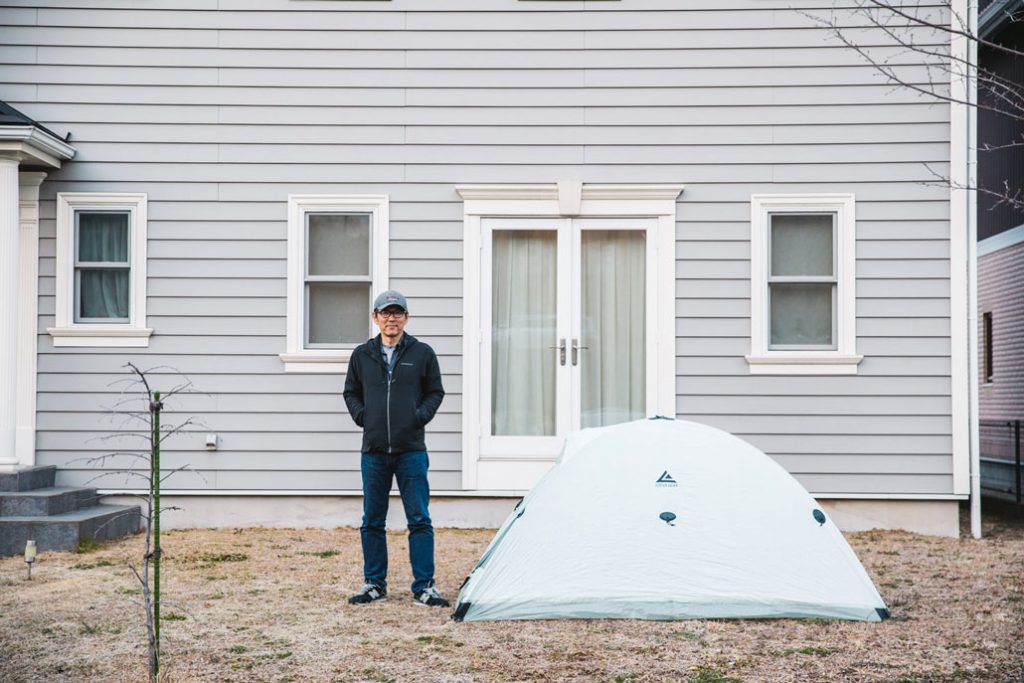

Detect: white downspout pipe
[967, 0, 982, 539]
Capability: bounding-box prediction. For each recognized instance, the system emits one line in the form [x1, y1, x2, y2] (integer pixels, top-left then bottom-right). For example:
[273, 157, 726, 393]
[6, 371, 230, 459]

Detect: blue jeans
[360, 450, 435, 594]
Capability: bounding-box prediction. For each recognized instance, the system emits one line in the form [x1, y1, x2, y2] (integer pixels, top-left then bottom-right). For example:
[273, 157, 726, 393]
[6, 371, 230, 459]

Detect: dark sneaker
[413, 585, 450, 608]
[348, 583, 386, 605]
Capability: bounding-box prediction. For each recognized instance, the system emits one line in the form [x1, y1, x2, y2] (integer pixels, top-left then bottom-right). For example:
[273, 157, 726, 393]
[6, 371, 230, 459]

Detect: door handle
[549, 338, 567, 366]
[572, 338, 589, 366]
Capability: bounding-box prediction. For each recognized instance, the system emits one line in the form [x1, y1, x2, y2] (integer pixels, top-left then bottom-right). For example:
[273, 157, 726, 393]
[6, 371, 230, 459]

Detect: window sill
[745, 353, 863, 375]
[47, 326, 153, 348]
[279, 350, 352, 373]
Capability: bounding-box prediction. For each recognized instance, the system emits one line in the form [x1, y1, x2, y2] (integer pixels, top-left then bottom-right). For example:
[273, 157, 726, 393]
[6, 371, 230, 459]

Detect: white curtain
[580, 230, 645, 428]
[77, 212, 129, 320]
[491, 230, 557, 436]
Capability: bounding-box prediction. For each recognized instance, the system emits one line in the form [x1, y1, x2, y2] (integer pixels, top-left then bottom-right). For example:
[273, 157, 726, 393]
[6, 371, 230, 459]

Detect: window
[75, 211, 130, 322]
[50, 193, 150, 347]
[747, 194, 861, 374]
[983, 311, 993, 383]
[281, 195, 388, 373]
[768, 213, 836, 349]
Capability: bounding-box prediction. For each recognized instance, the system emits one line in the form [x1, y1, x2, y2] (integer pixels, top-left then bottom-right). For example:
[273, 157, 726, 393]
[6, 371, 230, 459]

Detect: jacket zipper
[385, 341, 404, 455]
[386, 366, 393, 454]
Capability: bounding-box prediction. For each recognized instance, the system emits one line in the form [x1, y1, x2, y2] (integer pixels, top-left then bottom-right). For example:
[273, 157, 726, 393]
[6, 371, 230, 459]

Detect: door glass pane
[770, 214, 833, 277]
[308, 213, 370, 277]
[491, 230, 557, 436]
[770, 283, 834, 346]
[307, 282, 370, 345]
[580, 230, 645, 429]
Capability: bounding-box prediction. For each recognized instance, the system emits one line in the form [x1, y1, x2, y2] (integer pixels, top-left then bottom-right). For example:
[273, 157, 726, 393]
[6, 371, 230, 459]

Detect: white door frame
[457, 183, 684, 491]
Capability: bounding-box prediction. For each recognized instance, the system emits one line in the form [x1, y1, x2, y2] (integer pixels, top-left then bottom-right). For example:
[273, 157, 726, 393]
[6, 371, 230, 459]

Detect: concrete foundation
[819, 499, 961, 538]
[103, 494, 962, 537]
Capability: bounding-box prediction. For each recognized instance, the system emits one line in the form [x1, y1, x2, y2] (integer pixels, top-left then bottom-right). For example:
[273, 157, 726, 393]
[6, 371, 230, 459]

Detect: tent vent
[876, 608, 891, 621]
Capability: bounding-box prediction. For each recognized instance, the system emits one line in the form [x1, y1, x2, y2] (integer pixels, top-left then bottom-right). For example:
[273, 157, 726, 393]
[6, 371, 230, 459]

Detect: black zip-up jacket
[343, 333, 445, 454]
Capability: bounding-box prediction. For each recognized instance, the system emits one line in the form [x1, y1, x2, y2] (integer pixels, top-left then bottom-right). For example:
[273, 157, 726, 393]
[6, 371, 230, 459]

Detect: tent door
[479, 217, 658, 461]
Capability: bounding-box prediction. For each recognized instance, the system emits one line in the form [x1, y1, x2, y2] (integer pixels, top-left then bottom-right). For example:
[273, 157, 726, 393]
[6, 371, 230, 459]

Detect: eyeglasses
[376, 310, 407, 320]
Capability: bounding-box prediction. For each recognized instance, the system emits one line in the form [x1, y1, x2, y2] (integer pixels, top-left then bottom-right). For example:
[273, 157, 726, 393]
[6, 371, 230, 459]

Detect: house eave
[978, 0, 1023, 38]
[0, 125, 76, 168]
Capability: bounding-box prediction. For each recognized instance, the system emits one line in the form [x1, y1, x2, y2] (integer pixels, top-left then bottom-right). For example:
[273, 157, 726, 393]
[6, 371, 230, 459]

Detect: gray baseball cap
[373, 289, 408, 312]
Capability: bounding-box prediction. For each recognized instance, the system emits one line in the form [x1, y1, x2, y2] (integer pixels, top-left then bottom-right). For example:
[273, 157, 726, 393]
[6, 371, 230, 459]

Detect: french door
[479, 217, 658, 461]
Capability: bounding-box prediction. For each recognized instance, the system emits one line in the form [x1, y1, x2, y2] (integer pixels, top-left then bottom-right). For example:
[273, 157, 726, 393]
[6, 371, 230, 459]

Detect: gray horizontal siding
[6, 0, 955, 496]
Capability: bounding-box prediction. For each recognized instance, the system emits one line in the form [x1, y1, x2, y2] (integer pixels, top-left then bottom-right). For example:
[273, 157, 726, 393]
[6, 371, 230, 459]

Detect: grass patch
[199, 552, 249, 564]
[783, 646, 838, 656]
[690, 666, 743, 683]
[256, 651, 292, 660]
[75, 537, 104, 554]
[672, 629, 706, 643]
[78, 620, 101, 635]
[70, 559, 115, 570]
[298, 549, 341, 558]
[413, 633, 463, 651]
[162, 613, 187, 622]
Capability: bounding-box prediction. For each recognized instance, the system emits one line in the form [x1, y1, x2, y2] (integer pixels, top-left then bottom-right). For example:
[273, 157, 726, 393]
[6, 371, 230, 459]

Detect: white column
[16, 172, 45, 468]
[0, 156, 21, 471]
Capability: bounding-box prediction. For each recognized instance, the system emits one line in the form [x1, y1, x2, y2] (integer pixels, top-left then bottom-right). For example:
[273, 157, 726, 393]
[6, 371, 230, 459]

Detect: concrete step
[0, 504, 142, 555]
[0, 487, 99, 517]
[0, 465, 56, 492]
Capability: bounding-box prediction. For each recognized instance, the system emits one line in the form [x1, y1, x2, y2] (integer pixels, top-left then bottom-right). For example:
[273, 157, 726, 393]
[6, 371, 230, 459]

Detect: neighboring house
[0, 1, 981, 537]
[977, 0, 1024, 502]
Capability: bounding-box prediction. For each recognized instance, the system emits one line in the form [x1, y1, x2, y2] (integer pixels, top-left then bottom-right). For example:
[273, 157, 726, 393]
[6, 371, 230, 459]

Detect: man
[343, 290, 449, 607]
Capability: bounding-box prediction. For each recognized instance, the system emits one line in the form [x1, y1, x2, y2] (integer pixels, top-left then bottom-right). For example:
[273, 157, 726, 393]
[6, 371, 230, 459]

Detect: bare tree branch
[808, 1, 1024, 215]
[857, 0, 1024, 58]
[921, 163, 1024, 212]
[89, 363, 208, 680]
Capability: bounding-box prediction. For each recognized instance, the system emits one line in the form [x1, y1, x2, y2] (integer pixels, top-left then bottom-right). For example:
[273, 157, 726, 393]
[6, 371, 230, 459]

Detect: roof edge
[979, 0, 1024, 38]
[0, 125, 77, 167]
[978, 223, 1024, 255]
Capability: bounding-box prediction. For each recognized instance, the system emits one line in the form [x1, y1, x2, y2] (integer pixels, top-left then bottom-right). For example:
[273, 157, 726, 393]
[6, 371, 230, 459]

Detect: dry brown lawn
[1, 507, 1022, 683]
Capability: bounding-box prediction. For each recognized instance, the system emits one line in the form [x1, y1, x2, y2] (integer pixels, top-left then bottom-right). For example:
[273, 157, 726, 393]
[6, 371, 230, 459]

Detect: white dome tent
[452, 418, 889, 622]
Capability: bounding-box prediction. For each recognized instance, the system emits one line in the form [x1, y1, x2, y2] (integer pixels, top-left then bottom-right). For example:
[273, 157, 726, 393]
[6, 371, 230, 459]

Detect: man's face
[373, 306, 408, 340]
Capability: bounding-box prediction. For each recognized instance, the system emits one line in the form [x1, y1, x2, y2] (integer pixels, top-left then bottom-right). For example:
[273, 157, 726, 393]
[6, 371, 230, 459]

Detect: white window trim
[280, 194, 389, 373]
[457, 182, 683, 490]
[49, 193, 151, 347]
[747, 193, 861, 375]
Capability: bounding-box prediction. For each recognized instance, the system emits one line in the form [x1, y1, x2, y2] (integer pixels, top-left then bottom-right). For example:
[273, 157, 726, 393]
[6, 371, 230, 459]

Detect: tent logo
[655, 471, 678, 487]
